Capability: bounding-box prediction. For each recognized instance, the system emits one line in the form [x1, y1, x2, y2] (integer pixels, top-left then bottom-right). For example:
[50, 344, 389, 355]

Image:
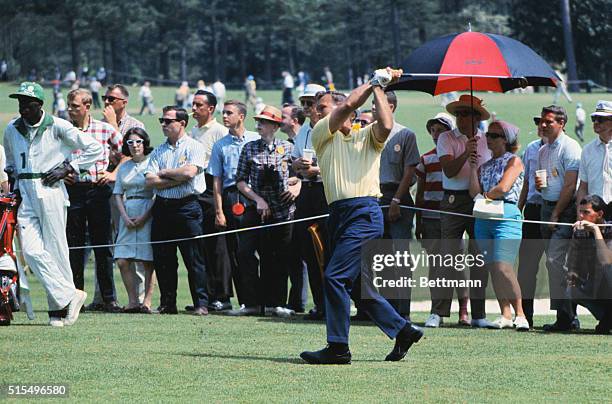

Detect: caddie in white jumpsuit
[3, 82, 103, 326]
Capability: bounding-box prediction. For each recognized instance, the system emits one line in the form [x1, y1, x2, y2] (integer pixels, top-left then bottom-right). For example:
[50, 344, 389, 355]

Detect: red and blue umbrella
[387, 31, 559, 95]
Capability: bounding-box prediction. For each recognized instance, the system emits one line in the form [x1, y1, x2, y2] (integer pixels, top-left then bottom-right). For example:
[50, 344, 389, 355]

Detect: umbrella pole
[470, 76, 474, 137]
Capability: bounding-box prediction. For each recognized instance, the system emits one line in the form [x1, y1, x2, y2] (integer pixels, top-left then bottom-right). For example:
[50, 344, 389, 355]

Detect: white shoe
[489, 316, 514, 329]
[514, 316, 530, 331]
[471, 318, 496, 328]
[48, 317, 64, 327]
[64, 290, 87, 326]
[227, 304, 260, 316]
[424, 313, 442, 328]
[273, 307, 295, 318]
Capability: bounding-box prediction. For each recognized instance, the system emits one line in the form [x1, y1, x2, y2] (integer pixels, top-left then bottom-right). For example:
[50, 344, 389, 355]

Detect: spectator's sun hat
[426, 112, 456, 132]
[446, 94, 490, 120]
[591, 100, 612, 118]
[300, 83, 326, 100]
[253, 105, 282, 123]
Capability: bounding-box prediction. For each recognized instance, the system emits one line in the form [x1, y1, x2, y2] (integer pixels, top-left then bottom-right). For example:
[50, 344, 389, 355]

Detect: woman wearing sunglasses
[113, 127, 156, 313]
[469, 120, 529, 331]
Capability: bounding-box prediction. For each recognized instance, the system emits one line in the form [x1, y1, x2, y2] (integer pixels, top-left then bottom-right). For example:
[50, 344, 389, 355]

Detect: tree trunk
[180, 45, 187, 82]
[238, 36, 246, 83]
[390, 0, 401, 66]
[219, 25, 227, 81]
[560, 0, 579, 92]
[158, 30, 169, 81]
[210, 5, 218, 81]
[264, 32, 272, 84]
[110, 35, 121, 82]
[68, 17, 79, 73]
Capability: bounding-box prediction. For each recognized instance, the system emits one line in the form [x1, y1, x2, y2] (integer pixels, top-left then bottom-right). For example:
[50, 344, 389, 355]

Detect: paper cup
[303, 148, 315, 161]
[535, 169, 547, 188]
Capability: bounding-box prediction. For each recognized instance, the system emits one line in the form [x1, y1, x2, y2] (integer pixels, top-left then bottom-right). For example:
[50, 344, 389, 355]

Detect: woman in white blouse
[114, 128, 156, 313]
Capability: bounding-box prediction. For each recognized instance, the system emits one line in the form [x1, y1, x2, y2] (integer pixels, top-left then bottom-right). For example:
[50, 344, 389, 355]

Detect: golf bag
[0, 193, 20, 326]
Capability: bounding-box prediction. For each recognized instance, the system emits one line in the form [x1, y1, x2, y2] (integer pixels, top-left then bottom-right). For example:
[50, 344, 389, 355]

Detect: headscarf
[494, 120, 519, 145]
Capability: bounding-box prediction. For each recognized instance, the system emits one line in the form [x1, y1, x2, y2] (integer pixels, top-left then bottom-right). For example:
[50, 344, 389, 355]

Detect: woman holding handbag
[469, 120, 529, 330]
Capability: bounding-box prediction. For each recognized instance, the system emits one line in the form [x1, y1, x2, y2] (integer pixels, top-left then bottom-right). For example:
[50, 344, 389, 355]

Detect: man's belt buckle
[449, 195, 455, 204]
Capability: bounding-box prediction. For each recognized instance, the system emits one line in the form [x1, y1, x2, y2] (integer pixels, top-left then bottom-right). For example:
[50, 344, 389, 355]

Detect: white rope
[63, 203, 610, 250]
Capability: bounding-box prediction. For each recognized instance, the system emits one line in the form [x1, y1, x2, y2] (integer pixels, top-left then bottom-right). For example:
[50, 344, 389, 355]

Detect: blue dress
[475, 152, 523, 264]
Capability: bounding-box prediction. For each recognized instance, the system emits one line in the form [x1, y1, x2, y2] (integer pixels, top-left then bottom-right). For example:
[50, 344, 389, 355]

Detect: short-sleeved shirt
[537, 132, 581, 202]
[416, 148, 443, 219]
[436, 128, 491, 190]
[144, 134, 207, 199]
[207, 131, 260, 189]
[479, 152, 524, 203]
[235, 137, 295, 220]
[522, 138, 545, 205]
[190, 118, 228, 169]
[379, 122, 420, 185]
[113, 157, 154, 199]
[579, 137, 612, 203]
[72, 116, 122, 182]
[312, 115, 384, 204]
[292, 121, 322, 182]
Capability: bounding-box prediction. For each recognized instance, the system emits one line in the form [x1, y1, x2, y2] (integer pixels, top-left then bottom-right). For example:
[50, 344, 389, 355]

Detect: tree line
[0, 0, 609, 89]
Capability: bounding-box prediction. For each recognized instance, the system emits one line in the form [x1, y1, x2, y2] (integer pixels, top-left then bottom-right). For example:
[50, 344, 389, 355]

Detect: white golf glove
[370, 68, 392, 88]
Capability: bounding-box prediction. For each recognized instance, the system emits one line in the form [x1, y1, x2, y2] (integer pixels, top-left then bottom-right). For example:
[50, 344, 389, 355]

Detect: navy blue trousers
[324, 197, 408, 344]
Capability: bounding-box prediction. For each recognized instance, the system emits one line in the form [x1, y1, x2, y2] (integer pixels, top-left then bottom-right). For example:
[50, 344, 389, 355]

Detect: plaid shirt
[236, 138, 295, 220]
[73, 116, 122, 182]
[116, 113, 144, 135]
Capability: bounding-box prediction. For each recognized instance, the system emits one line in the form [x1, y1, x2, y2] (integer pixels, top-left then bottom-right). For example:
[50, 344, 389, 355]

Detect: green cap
[9, 82, 45, 103]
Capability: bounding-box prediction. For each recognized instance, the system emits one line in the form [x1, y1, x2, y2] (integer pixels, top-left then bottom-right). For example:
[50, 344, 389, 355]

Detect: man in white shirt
[282, 71, 294, 105]
[575, 103, 586, 142]
[576, 100, 612, 209]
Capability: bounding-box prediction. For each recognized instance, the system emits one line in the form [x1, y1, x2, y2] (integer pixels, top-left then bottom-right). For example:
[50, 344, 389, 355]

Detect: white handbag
[472, 194, 504, 219]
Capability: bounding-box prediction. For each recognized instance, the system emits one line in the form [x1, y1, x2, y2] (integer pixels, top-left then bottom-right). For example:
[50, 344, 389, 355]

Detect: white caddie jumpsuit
[3, 112, 102, 311]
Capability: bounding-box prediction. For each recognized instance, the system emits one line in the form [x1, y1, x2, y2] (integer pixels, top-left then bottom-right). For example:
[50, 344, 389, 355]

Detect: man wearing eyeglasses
[145, 106, 209, 316]
[437, 94, 493, 328]
[576, 100, 612, 211]
[65, 88, 123, 313]
[98, 83, 146, 313]
[291, 83, 328, 320]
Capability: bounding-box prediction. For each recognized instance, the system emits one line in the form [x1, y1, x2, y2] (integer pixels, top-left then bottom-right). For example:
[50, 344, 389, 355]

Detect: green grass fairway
[3, 273, 611, 402]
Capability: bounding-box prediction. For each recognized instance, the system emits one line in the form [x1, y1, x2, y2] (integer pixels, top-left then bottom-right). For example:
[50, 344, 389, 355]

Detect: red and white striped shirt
[72, 116, 122, 182]
[415, 147, 443, 219]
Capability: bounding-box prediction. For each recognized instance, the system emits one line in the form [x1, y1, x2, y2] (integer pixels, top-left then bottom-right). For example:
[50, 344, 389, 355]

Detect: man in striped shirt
[65, 88, 123, 313]
[145, 106, 209, 316]
[415, 113, 469, 328]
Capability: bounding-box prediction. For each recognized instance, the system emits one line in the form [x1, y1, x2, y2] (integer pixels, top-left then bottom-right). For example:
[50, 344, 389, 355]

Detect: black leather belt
[126, 195, 150, 200]
[17, 173, 43, 179]
[302, 181, 323, 188]
[542, 200, 557, 206]
[156, 195, 197, 205]
[443, 189, 470, 195]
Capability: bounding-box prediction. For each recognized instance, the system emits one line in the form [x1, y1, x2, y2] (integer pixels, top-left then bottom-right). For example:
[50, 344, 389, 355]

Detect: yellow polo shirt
[312, 115, 384, 204]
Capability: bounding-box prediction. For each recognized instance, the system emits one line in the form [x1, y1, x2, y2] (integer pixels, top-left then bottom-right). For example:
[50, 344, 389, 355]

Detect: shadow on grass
[174, 351, 382, 364]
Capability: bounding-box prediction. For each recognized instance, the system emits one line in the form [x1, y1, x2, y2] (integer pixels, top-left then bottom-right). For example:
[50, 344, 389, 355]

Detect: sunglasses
[533, 117, 541, 125]
[485, 132, 504, 139]
[591, 116, 612, 123]
[159, 118, 179, 125]
[355, 119, 371, 127]
[102, 95, 125, 103]
[455, 110, 479, 118]
[126, 139, 144, 146]
[300, 100, 314, 107]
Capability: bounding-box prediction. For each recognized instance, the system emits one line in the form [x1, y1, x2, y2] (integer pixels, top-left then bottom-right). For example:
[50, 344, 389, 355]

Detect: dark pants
[325, 197, 408, 344]
[234, 205, 293, 308]
[282, 87, 293, 105]
[379, 185, 413, 317]
[439, 191, 488, 319]
[151, 196, 208, 308]
[517, 203, 546, 321]
[199, 191, 233, 303]
[540, 200, 577, 322]
[293, 181, 328, 312]
[66, 184, 115, 303]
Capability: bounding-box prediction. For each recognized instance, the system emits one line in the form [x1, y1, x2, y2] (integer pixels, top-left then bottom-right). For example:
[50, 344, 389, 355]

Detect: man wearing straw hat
[437, 94, 493, 328]
[300, 68, 423, 364]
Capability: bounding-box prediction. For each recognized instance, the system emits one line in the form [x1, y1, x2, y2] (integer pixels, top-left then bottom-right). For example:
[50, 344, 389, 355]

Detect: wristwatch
[391, 197, 401, 204]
